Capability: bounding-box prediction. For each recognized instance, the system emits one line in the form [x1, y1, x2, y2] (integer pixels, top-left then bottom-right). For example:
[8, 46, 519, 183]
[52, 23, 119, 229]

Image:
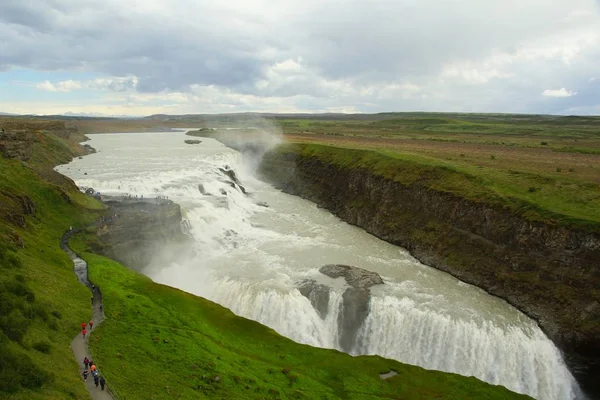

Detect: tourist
[83, 356, 89, 370]
[90, 364, 97, 373]
[89, 320, 94, 330]
[81, 321, 86, 330]
[100, 376, 106, 390]
[82, 370, 89, 381]
[82, 328, 87, 338]
[93, 373, 99, 387]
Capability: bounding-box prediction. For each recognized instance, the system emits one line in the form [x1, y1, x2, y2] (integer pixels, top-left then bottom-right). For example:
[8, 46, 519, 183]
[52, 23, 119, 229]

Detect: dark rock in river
[185, 139, 202, 145]
[339, 288, 371, 352]
[320, 264, 384, 289]
[297, 279, 330, 319]
[296, 265, 384, 353]
[219, 167, 241, 186]
[198, 184, 208, 195]
[318, 265, 383, 352]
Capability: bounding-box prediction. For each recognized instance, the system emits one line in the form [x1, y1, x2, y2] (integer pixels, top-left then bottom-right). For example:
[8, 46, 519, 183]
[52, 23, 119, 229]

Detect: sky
[1, 0, 600, 116]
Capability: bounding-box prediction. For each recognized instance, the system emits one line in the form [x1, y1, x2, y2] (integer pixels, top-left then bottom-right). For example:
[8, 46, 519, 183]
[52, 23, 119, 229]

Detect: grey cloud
[1, 0, 600, 113]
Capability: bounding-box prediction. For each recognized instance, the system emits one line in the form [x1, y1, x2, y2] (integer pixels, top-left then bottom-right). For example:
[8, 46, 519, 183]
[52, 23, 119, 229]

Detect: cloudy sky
[1, 0, 600, 116]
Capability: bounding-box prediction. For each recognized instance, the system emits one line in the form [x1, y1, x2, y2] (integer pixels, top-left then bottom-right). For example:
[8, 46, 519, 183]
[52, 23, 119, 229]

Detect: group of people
[81, 356, 106, 391]
[81, 320, 93, 338]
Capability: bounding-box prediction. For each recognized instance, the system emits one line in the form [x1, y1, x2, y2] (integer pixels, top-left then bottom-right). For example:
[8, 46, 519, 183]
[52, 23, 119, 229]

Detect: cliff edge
[260, 144, 600, 398]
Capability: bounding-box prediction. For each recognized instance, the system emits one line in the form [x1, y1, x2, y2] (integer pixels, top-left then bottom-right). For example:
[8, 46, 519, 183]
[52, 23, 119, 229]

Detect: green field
[274, 114, 600, 230]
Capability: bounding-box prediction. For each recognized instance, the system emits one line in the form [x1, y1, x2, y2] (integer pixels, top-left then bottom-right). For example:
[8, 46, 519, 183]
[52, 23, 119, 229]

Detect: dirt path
[61, 229, 115, 400]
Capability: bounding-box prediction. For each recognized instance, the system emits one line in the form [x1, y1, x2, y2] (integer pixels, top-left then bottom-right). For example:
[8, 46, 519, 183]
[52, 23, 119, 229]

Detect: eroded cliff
[94, 200, 193, 272]
[260, 145, 600, 397]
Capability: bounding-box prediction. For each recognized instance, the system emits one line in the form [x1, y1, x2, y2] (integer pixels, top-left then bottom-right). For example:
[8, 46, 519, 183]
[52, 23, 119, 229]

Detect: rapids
[56, 131, 583, 400]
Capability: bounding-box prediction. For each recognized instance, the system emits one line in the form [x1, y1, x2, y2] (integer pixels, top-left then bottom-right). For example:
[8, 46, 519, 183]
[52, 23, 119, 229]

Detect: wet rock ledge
[93, 198, 193, 272]
[298, 264, 384, 352]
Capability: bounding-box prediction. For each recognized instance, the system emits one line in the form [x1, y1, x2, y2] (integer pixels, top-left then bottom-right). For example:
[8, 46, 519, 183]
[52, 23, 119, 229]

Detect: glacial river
[56, 131, 582, 400]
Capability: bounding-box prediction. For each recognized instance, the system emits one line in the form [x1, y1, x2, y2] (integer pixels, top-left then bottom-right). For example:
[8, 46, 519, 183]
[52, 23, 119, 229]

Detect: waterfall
[57, 131, 583, 400]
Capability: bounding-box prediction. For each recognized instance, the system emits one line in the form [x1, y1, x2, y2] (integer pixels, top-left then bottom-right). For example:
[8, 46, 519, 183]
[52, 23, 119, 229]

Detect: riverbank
[0, 118, 530, 399]
[259, 142, 600, 397]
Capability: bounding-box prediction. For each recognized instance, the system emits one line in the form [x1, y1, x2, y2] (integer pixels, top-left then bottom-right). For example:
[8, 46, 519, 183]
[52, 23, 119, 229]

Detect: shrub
[0, 343, 51, 393]
[569, 168, 575, 172]
[0, 309, 31, 343]
[490, 155, 496, 160]
[32, 341, 51, 354]
[528, 187, 537, 193]
[541, 141, 548, 145]
[556, 167, 562, 172]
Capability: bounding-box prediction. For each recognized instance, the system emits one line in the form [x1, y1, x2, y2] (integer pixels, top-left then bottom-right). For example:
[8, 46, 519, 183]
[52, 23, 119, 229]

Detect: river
[56, 130, 582, 400]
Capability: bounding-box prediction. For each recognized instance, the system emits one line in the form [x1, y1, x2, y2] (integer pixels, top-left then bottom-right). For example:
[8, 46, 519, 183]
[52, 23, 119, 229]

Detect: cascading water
[56, 130, 583, 400]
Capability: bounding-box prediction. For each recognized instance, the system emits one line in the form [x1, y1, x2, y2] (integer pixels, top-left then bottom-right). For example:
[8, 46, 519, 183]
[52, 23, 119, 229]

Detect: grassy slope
[0, 132, 104, 399]
[66, 239, 529, 400]
[275, 140, 600, 230]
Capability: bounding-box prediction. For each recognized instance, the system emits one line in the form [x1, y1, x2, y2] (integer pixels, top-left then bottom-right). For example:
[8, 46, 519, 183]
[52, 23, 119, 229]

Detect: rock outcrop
[219, 167, 247, 194]
[94, 200, 193, 272]
[297, 265, 384, 352]
[297, 279, 330, 319]
[184, 139, 202, 145]
[0, 130, 35, 161]
[261, 147, 600, 397]
[320, 264, 384, 289]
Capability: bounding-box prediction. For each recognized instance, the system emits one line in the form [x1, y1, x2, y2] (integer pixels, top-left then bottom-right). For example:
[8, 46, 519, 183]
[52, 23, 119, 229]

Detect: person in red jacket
[81, 321, 86, 330]
[89, 320, 94, 330]
[82, 328, 87, 338]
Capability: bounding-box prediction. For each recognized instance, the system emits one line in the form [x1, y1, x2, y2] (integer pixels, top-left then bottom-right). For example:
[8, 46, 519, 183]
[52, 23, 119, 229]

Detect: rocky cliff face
[297, 264, 384, 352]
[261, 149, 600, 397]
[95, 200, 193, 272]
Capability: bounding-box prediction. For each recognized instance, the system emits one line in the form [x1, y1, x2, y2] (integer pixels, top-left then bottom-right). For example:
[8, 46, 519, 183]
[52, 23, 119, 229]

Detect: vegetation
[0, 117, 529, 399]
[69, 237, 529, 400]
[270, 115, 600, 231]
[0, 124, 103, 399]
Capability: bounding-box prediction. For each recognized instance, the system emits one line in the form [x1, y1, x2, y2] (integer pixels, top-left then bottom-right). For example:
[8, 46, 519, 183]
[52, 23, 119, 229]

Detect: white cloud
[542, 88, 577, 97]
[34, 76, 138, 93]
[36, 80, 58, 92]
[4, 0, 600, 114]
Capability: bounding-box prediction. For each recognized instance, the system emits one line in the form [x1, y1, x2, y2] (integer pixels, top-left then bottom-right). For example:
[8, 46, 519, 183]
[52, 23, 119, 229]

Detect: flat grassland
[275, 114, 600, 229]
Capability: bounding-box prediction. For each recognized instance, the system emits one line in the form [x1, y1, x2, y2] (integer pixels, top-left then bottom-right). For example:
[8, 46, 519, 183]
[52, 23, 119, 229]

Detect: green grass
[279, 143, 600, 230]
[0, 156, 103, 399]
[67, 241, 529, 400]
[1, 119, 530, 399]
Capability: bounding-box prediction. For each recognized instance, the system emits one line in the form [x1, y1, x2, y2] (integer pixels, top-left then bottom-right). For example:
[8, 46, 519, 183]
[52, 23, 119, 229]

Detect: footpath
[61, 229, 115, 400]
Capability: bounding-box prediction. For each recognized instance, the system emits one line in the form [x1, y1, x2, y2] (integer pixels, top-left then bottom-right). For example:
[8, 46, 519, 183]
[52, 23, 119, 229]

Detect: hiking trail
[61, 229, 115, 400]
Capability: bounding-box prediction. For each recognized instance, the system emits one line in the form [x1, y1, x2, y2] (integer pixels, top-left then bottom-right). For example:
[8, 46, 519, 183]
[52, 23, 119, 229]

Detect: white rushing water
[56, 131, 582, 400]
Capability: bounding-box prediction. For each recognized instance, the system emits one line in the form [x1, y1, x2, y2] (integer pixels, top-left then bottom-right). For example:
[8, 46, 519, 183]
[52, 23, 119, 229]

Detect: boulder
[320, 264, 384, 289]
[319, 265, 384, 352]
[297, 279, 330, 319]
[185, 139, 202, 145]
